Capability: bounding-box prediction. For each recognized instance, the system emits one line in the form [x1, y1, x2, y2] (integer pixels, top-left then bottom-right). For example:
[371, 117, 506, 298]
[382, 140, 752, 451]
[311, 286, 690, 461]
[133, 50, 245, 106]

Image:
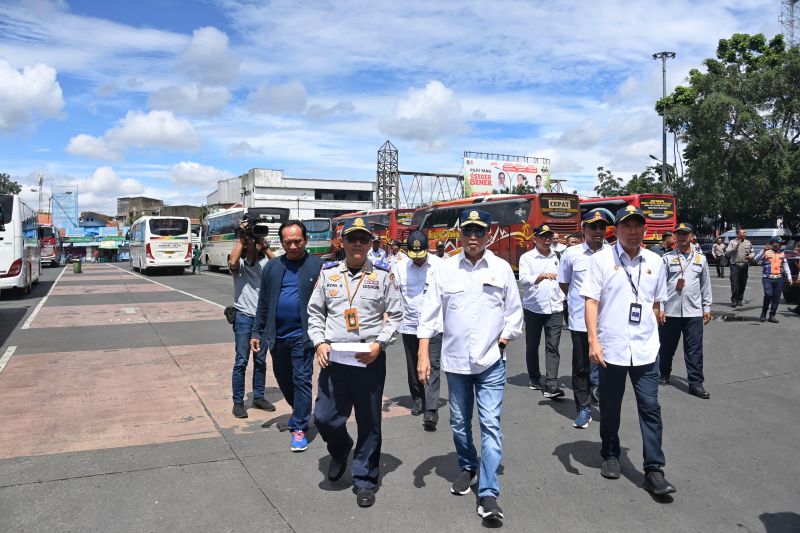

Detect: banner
[463, 157, 551, 197]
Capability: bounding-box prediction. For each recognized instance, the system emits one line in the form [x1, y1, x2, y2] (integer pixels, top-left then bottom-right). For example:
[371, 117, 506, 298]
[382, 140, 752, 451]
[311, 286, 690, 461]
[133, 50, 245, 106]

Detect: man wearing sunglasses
[417, 209, 523, 522]
[307, 216, 402, 509]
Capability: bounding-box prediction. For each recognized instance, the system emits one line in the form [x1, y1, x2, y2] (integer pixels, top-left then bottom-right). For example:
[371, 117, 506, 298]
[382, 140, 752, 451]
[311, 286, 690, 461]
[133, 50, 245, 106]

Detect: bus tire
[209, 265, 220, 273]
[22, 267, 31, 294]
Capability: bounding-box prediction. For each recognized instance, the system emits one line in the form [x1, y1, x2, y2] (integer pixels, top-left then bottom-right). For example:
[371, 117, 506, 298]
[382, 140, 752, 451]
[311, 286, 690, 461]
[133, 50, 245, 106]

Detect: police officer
[726, 228, 754, 307]
[436, 241, 446, 258]
[759, 236, 793, 323]
[658, 223, 712, 399]
[652, 231, 675, 257]
[307, 216, 402, 508]
[367, 236, 387, 264]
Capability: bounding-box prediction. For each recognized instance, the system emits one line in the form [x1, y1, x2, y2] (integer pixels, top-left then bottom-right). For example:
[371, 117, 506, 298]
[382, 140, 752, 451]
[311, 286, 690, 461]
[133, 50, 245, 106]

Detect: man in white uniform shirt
[394, 230, 442, 430]
[417, 209, 523, 522]
[519, 224, 565, 398]
[367, 236, 387, 265]
[581, 205, 677, 496]
[557, 209, 612, 428]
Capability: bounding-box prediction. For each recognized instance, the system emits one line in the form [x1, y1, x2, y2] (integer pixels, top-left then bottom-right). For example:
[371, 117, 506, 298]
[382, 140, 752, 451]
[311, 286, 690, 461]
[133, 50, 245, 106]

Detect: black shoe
[601, 457, 621, 479]
[327, 436, 354, 482]
[759, 313, 767, 322]
[590, 385, 600, 404]
[450, 469, 477, 495]
[732, 301, 738, 308]
[356, 488, 375, 508]
[790, 307, 800, 316]
[232, 403, 247, 418]
[529, 378, 542, 390]
[477, 496, 504, 520]
[411, 398, 424, 416]
[768, 315, 779, 323]
[644, 470, 677, 495]
[658, 376, 670, 386]
[689, 386, 710, 399]
[253, 397, 276, 411]
[422, 410, 438, 431]
[543, 385, 565, 399]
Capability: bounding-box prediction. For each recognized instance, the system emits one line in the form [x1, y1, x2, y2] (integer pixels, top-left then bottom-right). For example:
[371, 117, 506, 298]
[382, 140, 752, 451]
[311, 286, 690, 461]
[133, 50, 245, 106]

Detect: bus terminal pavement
[0, 263, 798, 533]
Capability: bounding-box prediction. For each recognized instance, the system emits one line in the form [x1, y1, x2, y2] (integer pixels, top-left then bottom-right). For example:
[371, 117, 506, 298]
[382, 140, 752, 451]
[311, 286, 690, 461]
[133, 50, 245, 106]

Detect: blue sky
[0, 0, 781, 213]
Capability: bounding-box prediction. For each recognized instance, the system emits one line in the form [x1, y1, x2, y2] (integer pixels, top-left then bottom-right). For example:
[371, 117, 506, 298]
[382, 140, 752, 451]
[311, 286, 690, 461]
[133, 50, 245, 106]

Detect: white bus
[190, 222, 203, 249]
[128, 216, 192, 275]
[203, 206, 289, 272]
[0, 194, 41, 294]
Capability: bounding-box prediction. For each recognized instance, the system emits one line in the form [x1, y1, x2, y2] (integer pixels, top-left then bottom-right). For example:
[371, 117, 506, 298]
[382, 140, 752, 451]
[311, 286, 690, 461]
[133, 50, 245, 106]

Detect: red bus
[412, 193, 581, 271]
[37, 224, 62, 267]
[331, 208, 415, 249]
[579, 194, 676, 245]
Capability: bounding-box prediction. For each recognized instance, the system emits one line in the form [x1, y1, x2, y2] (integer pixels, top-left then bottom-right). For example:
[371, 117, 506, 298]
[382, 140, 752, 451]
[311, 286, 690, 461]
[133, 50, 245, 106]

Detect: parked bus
[412, 193, 581, 271]
[190, 222, 203, 249]
[0, 194, 41, 294]
[128, 216, 192, 275]
[332, 208, 415, 246]
[580, 194, 676, 245]
[303, 218, 334, 256]
[37, 224, 62, 267]
[203, 206, 290, 271]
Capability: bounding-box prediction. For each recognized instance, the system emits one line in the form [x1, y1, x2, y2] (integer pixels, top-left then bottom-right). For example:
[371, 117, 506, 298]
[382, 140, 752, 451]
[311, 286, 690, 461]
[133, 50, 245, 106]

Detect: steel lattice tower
[783, 0, 800, 48]
[376, 140, 399, 208]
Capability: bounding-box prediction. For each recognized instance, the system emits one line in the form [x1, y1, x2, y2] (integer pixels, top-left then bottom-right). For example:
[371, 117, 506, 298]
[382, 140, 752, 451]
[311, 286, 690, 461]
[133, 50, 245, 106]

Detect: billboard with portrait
[463, 157, 551, 197]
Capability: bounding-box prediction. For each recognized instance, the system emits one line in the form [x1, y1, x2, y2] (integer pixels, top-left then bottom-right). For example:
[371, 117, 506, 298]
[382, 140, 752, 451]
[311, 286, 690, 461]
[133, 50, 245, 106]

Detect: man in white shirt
[417, 209, 523, 522]
[557, 209, 612, 428]
[395, 230, 442, 430]
[581, 205, 677, 496]
[551, 232, 567, 254]
[367, 236, 387, 265]
[519, 224, 564, 398]
[386, 239, 406, 271]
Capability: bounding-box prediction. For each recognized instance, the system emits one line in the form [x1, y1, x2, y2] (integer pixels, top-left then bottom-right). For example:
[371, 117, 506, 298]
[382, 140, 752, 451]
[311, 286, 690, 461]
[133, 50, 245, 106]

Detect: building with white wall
[206, 168, 374, 219]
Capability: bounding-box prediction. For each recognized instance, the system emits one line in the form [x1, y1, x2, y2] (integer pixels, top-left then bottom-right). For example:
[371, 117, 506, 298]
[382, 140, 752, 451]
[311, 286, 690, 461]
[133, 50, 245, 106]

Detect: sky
[0, 0, 782, 214]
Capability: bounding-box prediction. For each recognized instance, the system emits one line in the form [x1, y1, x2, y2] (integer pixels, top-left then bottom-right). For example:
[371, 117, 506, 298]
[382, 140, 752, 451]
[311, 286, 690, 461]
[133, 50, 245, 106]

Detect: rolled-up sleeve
[501, 266, 523, 341]
[417, 266, 442, 339]
[306, 272, 328, 347]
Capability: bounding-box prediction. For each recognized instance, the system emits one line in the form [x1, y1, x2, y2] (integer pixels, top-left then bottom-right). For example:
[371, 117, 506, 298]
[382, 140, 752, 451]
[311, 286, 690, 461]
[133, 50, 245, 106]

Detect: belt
[765, 275, 783, 279]
[734, 262, 748, 266]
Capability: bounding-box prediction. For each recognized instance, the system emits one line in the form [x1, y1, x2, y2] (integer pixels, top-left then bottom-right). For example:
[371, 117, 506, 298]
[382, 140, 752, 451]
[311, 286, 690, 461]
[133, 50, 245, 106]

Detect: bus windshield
[0, 195, 13, 224]
[149, 218, 188, 236]
[38, 226, 56, 239]
[305, 219, 332, 233]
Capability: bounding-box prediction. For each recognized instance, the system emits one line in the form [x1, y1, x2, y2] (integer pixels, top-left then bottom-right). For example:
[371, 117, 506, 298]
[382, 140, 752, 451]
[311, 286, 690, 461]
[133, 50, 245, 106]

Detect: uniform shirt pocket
[481, 278, 505, 308]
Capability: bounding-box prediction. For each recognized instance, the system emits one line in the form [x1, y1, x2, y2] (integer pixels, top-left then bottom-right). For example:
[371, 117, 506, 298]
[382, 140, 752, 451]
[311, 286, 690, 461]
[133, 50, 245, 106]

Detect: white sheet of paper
[329, 342, 371, 368]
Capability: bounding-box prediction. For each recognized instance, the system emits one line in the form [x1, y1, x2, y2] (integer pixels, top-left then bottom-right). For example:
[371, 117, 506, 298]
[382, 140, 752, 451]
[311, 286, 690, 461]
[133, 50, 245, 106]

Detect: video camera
[236, 214, 270, 240]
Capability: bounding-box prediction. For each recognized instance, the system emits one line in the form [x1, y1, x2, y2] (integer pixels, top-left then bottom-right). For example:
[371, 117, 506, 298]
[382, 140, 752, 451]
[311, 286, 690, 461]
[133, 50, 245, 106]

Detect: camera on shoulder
[236, 215, 270, 240]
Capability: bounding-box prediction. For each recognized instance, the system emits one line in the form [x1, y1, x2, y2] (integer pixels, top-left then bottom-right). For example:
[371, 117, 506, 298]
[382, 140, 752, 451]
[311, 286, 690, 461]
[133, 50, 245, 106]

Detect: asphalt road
[0, 263, 798, 533]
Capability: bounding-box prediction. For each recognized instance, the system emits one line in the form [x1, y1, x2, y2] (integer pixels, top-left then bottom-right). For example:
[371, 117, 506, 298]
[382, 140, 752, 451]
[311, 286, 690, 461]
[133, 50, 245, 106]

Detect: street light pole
[652, 51, 676, 183]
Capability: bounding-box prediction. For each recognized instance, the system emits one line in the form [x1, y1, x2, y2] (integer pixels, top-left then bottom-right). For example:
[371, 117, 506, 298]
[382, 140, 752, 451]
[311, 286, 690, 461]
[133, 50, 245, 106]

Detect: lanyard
[614, 247, 642, 301]
[677, 251, 692, 278]
[344, 267, 367, 307]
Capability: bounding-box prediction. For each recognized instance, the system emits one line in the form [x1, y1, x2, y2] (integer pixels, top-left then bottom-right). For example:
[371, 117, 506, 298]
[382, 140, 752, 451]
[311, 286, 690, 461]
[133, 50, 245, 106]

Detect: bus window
[149, 218, 189, 236]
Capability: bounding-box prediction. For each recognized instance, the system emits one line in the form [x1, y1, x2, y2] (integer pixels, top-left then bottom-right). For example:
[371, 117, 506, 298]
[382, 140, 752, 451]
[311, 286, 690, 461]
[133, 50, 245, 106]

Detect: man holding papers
[307, 216, 402, 508]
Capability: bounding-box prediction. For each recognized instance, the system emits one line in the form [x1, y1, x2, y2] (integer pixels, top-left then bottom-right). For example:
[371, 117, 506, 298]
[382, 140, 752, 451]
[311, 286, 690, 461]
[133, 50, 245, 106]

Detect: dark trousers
[762, 278, 786, 317]
[401, 333, 442, 411]
[524, 309, 562, 386]
[314, 354, 386, 490]
[729, 263, 749, 303]
[271, 336, 314, 432]
[570, 330, 591, 411]
[599, 362, 665, 472]
[715, 256, 725, 277]
[658, 316, 705, 387]
[232, 313, 266, 404]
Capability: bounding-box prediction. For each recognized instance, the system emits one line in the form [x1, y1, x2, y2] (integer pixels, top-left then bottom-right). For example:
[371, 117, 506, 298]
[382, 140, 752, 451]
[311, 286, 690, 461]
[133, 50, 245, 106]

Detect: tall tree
[657, 33, 800, 231]
[0, 173, 22, 195]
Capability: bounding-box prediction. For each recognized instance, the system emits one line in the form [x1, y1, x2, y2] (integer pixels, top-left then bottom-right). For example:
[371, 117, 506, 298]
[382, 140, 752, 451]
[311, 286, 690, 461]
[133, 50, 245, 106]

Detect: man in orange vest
[760, 237, 793, 323]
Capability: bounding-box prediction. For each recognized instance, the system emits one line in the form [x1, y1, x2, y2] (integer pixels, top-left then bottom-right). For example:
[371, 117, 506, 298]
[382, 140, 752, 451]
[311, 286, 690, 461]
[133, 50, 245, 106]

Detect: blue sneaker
[290, 430, 308, 452]
[574, 407, 592, 429]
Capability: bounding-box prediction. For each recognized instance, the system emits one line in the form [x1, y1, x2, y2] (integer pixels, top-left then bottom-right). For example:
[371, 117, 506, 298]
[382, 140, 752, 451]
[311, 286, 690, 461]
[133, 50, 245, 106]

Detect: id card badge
[344, 307, 360, 331]
[676, 278, 685, 292]
[629, 303, 642, 323]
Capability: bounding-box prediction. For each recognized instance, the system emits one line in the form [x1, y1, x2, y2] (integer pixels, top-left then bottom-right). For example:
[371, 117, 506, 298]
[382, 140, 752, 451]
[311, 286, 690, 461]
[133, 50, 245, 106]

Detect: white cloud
[67, 110, 201, 160]
[82, 166, 144, 196]
[247, 80, 307, 115]
[147, 84, 231, 116]
[227, 141, 263, 157]
[0, 58, 64, 131]
[179, 26, 240, 85]
[379, 81, 468, 151]
[170, 161, 233, 187]
[307, 101, 355, 120]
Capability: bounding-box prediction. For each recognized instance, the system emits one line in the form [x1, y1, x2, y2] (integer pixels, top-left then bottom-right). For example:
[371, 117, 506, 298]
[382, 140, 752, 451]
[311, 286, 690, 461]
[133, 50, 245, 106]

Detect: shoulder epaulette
[373, 261, 391, 272]
[322, 261, 340, 269]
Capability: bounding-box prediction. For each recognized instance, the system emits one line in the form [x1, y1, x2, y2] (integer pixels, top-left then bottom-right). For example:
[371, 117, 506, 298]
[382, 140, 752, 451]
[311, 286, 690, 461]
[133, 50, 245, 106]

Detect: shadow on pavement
[759, 512, 800, 533]
[0, 307, 27, 347]
[536, 396, 575, 422]
[317, 452, 402, 492]
[505, 372, 529, 388]
[383, 394, 447, 412]
[412, 451, 460, 488]
[552, 440, 642, 487]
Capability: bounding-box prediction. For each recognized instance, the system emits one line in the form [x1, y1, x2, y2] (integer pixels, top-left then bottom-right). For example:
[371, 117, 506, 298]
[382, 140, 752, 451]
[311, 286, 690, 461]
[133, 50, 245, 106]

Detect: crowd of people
[222, 210, 799, 521]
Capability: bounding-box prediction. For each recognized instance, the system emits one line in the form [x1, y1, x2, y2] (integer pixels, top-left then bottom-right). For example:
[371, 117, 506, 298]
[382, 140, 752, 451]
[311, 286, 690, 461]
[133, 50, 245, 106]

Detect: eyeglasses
[344, 234, 371, 244]
[462, 227, 486, 238]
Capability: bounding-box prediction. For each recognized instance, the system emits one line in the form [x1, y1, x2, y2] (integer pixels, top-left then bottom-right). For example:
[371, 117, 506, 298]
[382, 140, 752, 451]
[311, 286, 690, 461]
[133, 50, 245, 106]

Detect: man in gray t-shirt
[725, 228, 754, 308]
[229, 222, 275, 419]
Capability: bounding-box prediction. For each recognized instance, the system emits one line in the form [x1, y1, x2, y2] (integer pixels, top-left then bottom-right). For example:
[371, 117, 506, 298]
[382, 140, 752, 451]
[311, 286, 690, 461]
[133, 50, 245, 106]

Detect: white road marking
[108, 264, 225, 309]
[197, 271, 229, 279]
[0, 345, 17, 374]
[21, 265, 67, 330]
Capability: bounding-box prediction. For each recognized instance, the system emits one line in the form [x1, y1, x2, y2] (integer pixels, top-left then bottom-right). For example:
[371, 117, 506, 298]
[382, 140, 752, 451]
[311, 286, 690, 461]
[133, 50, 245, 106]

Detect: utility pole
[38, 174, 44, 214]
[652, 51, 676, 183]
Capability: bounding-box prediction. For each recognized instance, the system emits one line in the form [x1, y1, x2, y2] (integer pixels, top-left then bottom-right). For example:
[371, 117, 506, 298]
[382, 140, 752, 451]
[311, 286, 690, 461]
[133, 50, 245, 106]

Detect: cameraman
[229, 220, 275, 418]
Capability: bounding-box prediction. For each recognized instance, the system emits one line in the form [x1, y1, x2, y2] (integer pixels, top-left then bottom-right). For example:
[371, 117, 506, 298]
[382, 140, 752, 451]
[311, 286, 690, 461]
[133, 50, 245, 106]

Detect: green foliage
[657, 33, 800, 231]
[0, 173, 22, 195]
[593, 166, 669, 197]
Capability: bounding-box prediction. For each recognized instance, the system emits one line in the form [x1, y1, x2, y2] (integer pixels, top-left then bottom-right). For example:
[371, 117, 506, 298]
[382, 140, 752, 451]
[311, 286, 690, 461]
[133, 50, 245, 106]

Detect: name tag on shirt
[629, 302, 642, 323]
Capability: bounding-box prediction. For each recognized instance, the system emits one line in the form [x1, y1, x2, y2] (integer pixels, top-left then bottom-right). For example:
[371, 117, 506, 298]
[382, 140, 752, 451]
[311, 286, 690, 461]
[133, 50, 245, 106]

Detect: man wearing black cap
[658, 223, 712, 399]
[653, 231, 675, 257]
[726, 228, 754, 307]
[417, 209, 523, 521]
[367, 236, 387, 265]
[519, 224, 565, 398]
[307, 216, 402, 508]
[557, 208, 612, 428]
[759, 236, 793, 323]
[581, 205, 677, 496]
[436, 241, 446, 258]
[394, 230, 443, 429]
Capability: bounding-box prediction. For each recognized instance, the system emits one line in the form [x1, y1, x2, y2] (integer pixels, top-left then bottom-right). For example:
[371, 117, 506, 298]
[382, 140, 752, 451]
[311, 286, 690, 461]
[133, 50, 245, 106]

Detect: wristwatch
[376, 340, 387, 351]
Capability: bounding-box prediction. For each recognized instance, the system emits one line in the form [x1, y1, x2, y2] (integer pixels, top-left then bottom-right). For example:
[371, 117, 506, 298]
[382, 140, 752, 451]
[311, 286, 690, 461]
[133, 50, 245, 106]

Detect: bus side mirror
[125, 231, 130, 240]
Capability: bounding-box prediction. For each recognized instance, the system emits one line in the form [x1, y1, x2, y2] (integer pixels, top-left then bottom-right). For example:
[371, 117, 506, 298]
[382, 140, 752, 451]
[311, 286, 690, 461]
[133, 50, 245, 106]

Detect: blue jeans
[271, 336, 314, 432]
[446, 359, 506, 498]
[232, 312, 267, 404]
[762, 277, 785, 316]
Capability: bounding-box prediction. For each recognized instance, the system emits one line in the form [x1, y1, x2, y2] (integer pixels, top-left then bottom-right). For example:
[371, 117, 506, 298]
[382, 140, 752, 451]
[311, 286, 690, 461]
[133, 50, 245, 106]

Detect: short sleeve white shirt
[557, 242, 609, 331]
[394, 254, 442, 335]
[519, 247, 564, 314]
